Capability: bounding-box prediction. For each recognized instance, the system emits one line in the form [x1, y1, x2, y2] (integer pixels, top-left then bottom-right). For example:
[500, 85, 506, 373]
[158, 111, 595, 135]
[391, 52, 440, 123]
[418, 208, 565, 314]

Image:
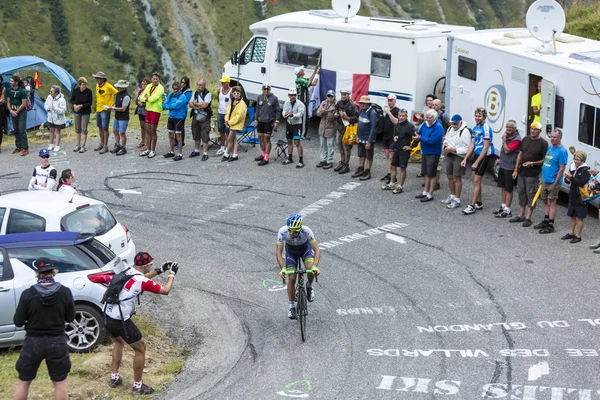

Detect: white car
[0, 191, 136, 266]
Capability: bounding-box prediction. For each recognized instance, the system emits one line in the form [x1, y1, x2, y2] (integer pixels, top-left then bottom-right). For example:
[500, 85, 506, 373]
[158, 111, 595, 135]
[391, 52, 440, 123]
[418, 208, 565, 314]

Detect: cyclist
[276, 214, 320, 319]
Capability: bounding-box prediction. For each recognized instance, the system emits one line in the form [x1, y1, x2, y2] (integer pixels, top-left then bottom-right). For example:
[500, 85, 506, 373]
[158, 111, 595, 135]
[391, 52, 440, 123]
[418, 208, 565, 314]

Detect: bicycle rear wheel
[297, 288, 307, 342]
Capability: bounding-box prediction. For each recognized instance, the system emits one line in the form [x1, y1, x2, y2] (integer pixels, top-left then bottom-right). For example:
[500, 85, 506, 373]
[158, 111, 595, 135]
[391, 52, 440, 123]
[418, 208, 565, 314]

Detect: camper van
[223, 9, 473, 115]
[446, 28, 600, 201]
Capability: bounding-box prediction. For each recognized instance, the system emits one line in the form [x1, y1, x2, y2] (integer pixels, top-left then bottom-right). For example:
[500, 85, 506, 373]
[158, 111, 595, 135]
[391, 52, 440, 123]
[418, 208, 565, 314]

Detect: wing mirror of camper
[231, 51, 239, 66]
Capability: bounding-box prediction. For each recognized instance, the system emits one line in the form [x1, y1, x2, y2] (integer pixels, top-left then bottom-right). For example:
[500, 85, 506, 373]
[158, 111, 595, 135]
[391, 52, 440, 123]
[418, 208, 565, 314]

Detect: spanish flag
[34, 70, 43, 89]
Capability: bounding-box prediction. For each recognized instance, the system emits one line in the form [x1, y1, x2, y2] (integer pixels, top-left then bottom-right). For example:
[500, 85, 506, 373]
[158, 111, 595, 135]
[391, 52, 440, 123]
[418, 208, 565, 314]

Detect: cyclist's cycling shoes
[307, 287, 315, 302]
[288, 308, 297, 319]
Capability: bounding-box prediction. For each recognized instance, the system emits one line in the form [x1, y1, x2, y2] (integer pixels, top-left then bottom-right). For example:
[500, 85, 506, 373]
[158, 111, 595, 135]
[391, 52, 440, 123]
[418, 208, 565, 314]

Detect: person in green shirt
[293, 66, 319, 139]
[8, 75, 29, 156]
[530, 79, 541, 124]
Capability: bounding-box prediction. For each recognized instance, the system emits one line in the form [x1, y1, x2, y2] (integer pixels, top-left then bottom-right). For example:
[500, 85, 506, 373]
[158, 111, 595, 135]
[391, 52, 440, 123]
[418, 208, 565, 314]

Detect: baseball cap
[33, 257, 55, 273]
[326, 90, 335, 97]
[293, 66, 305, 75]
[450, 114, 462, 123]
[340, 88, 350, 94]
[387, 94, 397, 100]
[38, 149, 50, 158]
[262, 82, 271, 89]
[530, 121, 542, 130]
[288, 87, 297, 95]
[219, 75, 230, 83]
[134, 252, 154, 266]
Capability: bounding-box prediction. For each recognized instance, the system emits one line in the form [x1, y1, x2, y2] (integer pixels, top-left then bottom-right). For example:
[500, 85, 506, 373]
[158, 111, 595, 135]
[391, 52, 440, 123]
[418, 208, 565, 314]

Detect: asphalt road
[2, 125, 600, 400]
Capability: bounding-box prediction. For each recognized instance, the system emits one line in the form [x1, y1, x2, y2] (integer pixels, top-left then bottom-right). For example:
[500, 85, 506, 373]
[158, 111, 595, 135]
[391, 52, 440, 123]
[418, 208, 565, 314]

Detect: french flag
[309, 68, 370, 116]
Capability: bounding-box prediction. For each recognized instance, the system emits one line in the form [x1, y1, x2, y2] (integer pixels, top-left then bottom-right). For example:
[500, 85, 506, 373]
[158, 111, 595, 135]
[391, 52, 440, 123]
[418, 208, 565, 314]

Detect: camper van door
[539, 79, 555, 142]
[236, 36, 269, 99]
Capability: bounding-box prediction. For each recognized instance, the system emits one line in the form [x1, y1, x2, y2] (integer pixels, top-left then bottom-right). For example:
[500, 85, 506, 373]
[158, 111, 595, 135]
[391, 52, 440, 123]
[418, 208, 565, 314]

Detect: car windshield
[61, 204, 117, 236]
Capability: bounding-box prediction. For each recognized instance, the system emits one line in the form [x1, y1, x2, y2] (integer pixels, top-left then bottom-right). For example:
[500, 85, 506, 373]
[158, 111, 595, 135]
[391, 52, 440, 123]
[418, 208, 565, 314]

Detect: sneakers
[533, 220, 548, 230]
[116, 147, 127, 156]
[495, 210, 512, 218]
[420, 196, 434, 203]
[110, 144, 121, 154]
[173, 154, 183, 161]
[447, 200, 461, 209]
[216, 148, 225, 156]
[561, 233, 576, 240]
[20, 149, 28, 156]
[338, 164, 350, 174]
[73, 145, 81, 152]
[99, 146, 109, 154]
[351, 167, 364, 178]
[316, 161, 326, 168]
[54, 145, 61, 152]
[509, 215, 524, 223]
[333, 162, 344, 172]
[359, 169, 371, 180]
[282, 159, 293, 165]
[140, 150, 150, 157]
[108, 376, 122, 388]
[463, 204, 476, 215]
[79, 146, 87, 153]
[190, 151, 200, 158]
[380, 173, 391, 182]
[228, 156, 239, 162]
[201, 154, 209, 161]
[132, 383, 154, 395]
[522, 219, 532, 227]
[296, 162, 305, 169]
[221, 156, 230, 162]
[415, 194, 427, 199]
[539, 224, 555, 234]
[94, 144, 104, 151]
[47, 144, 54, 150]
[163, 152, 175, 158]
[440, 196, 453, 204]
[322, 163, 333, 169]
[307, 286, 315, 302]
[493, 206, 504, 216]
[570, 236, 582, 244]
[255, 155, 264, 161]
[382, 182, 396, 190]
[288, 308, 297, 319]
[474, 203, 484, 210]
[258, 159, 269, 166]
[392, 186, 403, 194]
[148, 151, 156, 158]
[590, 243, 600, 250]
[12, 147, 21, 154]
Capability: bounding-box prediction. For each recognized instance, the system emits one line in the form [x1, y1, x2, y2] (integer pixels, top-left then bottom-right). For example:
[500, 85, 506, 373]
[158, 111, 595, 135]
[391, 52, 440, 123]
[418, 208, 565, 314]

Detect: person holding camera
[105, 252, 178, 395]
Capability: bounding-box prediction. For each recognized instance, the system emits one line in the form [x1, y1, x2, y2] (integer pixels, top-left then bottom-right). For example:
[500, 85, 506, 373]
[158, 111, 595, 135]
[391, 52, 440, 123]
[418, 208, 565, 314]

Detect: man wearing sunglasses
[28, 148, 57, 191]
[254, 82, 280, 166]
[276, 214, 320, 319]
[92, 72, 118, 154]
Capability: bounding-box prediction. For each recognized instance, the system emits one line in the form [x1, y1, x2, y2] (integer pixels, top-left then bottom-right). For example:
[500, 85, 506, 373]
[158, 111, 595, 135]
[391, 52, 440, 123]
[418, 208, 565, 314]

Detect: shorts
[257, 121, 273, 135]
[285, 241, 315, 268]
[96, 110, 111, 130]
[540, 181, 560, 200]
[382, 137, 393, 152]
[471, 154, 490, 176]
[138, 113, 146, 122]
[192, 119, 211, 143]
[106, 316, 143, 345]
[286, 124, 302, 140]
[357, 142, 374, 161]
[497, 168, 517, 192]
[47, 122, 66, 130]
[391, 149, 410, 168]
[445, 153, 466, 176]
[517, 175, 539, 208]
[217, 113, 229, 134]
[167, 117, 184, 134]
[145, 111, 160, 125]
[568, 204, 588, 219]
[16, 335, 71, 382]
[421, 154, 440, 178]
[112, 119, 129, 134]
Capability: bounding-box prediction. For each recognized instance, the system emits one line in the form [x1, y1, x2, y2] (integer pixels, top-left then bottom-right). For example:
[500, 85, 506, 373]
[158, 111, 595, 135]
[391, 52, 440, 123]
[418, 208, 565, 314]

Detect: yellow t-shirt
[95, 82, 118, 112]
[531, 93, 541, 123]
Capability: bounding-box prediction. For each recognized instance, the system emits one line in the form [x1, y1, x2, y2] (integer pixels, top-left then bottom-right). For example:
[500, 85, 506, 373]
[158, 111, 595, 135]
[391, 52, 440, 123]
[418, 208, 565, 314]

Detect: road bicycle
[283, 259, 317, 342]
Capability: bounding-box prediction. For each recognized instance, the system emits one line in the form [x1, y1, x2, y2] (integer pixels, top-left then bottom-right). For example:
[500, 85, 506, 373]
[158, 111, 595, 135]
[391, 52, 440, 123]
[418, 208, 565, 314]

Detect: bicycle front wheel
[297, 288, 307, 342]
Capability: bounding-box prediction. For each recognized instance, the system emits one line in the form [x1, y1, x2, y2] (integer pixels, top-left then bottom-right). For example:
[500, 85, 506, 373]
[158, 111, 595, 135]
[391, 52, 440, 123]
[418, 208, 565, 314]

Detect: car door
[5, 208, 46, 234]
[0, 249, 17, 339]
[0, 207, 6, 234]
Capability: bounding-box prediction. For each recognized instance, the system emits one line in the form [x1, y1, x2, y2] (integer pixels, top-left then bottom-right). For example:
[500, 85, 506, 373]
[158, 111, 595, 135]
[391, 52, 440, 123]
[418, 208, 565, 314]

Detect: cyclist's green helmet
[286, 213, 303, 231]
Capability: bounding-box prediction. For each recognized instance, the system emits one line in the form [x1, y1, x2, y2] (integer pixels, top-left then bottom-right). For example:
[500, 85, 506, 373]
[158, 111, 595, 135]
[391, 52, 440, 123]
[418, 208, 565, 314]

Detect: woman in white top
[57, 169, 77, 194]
[44, 85, 67, 151]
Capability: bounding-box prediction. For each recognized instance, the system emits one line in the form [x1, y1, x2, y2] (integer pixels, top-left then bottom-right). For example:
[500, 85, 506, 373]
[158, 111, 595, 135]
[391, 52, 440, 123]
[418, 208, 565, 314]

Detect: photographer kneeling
[104, 252, 178, 395]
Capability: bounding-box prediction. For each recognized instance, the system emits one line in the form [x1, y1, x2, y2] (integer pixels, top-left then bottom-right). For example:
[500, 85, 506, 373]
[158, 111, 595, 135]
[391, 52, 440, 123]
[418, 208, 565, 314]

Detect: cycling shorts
[285, 241, 314, 268]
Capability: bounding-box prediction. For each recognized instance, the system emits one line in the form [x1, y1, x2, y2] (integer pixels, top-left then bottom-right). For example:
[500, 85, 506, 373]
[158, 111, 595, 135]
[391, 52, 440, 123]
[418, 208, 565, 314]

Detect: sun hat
[33, 257, 55, 273]
[293, 66, 305, 75]
[114, 80, 129, 88]
[92, 72, 107, 79]
[358, 95, 371, 104]
[288, 87, 297, 95]
[450, 114, 462, 123]
[219, 75, 231, 83]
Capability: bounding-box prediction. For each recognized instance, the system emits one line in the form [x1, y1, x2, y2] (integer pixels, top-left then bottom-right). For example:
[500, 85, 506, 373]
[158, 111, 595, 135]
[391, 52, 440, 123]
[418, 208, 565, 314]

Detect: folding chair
[237, 107, 258, 152]
[207, 118, 220, 150]
[275, 139, 288, 160]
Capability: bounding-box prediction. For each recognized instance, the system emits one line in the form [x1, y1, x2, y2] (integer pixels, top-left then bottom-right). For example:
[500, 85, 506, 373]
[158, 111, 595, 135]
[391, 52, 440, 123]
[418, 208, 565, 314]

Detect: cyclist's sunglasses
[288, 228, 301, 233]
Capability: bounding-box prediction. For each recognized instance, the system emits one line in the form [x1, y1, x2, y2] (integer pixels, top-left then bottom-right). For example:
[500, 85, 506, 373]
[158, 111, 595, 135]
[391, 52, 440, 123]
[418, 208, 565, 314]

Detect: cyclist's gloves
[279, 267, 287, 280]
[170, 263, 179, 275]
[312, 266, 320, 276]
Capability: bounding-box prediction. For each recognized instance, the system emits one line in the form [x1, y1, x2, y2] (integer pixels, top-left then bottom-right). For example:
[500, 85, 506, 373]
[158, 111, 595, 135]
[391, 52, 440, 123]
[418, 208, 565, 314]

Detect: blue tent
[0, 56, 77, 130]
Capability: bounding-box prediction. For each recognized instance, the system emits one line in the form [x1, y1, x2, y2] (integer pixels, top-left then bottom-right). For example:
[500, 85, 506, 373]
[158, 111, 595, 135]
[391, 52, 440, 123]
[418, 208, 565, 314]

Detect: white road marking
[115, 188, 142, 195]
[385, 233, 406, 244]
[527, 361, 550, 381]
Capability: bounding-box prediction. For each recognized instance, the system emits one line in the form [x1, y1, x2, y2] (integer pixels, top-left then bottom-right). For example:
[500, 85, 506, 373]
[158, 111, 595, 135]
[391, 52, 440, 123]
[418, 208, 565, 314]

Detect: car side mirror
[231, 51, 239, 65]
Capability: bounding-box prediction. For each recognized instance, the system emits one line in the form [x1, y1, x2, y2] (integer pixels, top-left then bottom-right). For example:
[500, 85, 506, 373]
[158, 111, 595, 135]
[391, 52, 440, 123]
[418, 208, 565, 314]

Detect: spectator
[282, 87, 306, 168]
[70, 77, 93, 153]
[432, 99, 449, 132]
[462, 107, 494, 214]
[333, 88, 358, 175]
[56, 169, 77, 194]
[531, 80, 541, 124]
[254, 82, 280, 166]
[8, 75, 29, 156]
[109, 80, 131, 156]
[28, 149, 57, 191]
[562, 151, 590, 243]
[293, 66, 319, 139]
[413, 94, 436, 177]
[381, 94, 400, 183]
[536, 128, 568, 234]
[223, 85, 247, 162]
[105, 252, 178, 395]
[139, 72, 164, 158]
[163, 81, 188, 161]
[216, 75, 232, 156]
[13, 257, 75, 400]
[382, 108, 415, 193]
[44, 85, 67, 152]
[0, 75, 8, 147]
[188, 78, 212, 161]
[315, 90, 337, 169]
[177, 76, 192, 149]
[134, 77, 150, 150]
[414, 109, 444, 202]
[440, 114, 471, 209]
[92, 72, 118, 154]
[509, 122, 548, 227]
[351, 96, 378, 180]
[493, 120, 521, 218]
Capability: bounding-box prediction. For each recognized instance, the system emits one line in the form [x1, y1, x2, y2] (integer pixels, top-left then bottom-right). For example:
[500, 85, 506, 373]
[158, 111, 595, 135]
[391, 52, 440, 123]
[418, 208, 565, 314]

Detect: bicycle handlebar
[281, 268, 319, 284]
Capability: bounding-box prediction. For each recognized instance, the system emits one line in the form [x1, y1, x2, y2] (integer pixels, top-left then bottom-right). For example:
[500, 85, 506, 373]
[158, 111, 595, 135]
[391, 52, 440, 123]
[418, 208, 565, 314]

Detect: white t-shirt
[104, 269, 162, 321]
[29, 164, 57, 191]
[58, 184, 77, 194]
[218, 87, 231, 115]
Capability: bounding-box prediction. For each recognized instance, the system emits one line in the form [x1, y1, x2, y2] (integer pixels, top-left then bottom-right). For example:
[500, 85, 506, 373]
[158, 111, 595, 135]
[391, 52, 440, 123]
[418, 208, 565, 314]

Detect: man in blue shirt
[414, 109, 444, 202]
[536, 128, 568, 234]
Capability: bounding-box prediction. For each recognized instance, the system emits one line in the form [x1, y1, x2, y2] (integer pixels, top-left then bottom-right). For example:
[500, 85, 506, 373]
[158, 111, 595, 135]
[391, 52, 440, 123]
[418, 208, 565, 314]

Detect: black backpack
[102, 269, 139, 337]
[369, 104, 385, 136]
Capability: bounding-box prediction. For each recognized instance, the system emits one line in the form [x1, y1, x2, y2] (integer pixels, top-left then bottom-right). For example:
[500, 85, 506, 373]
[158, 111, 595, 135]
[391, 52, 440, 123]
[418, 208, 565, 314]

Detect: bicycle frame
[283, 258, 317, 342]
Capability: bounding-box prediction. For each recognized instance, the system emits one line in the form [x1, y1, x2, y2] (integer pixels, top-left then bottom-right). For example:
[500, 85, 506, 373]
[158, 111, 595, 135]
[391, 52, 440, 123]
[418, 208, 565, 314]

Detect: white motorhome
[223, 9, 473, 115]
[446, 29, 600, 194]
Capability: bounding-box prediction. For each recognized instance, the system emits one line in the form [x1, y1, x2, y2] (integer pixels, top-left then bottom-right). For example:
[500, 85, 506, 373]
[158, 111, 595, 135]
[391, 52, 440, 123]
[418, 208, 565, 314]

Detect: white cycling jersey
[276, 225, 315, 247]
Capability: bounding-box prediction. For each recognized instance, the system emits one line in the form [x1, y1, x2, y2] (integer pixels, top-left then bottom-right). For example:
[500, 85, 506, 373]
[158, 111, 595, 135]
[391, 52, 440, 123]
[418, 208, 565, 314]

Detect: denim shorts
[96, 110, 111, 130]
[112, 119, 129, 134]
[217, 113, 229, 134]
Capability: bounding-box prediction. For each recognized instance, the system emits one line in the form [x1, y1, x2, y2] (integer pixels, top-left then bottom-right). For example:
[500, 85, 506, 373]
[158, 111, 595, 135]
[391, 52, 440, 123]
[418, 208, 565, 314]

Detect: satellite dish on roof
[332, 0, 361, 23]
[526, 0, 565, 43]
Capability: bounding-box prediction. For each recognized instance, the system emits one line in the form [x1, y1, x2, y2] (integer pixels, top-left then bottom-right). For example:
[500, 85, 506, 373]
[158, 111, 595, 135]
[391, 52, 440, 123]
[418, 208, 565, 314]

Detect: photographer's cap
[288, 87, 297, 95]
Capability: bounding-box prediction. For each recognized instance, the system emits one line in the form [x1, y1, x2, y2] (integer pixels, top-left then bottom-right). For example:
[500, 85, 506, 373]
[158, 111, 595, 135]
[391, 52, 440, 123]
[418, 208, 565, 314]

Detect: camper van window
[371, 53, 391, 78]
[554, 96, 564, 129]
[275, 43, 321, 69]
[240, 37, 267, 66]
[577, 103, 600, 149]
[458, 56, 477, 81]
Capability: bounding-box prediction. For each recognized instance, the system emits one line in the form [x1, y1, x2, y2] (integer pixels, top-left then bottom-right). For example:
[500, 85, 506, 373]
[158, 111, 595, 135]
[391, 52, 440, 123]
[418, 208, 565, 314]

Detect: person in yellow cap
[216, 76, 232, 156]
[508, 121, 548, 227]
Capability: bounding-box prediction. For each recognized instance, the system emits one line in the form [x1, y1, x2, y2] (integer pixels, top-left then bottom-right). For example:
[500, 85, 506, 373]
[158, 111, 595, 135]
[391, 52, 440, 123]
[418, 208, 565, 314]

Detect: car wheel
[65, 304, 106, 353]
